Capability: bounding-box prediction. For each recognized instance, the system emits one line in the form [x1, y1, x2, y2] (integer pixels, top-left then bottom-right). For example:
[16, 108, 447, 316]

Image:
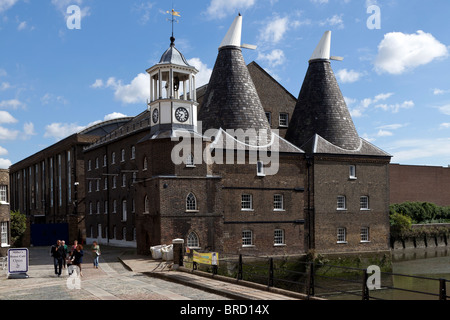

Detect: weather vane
[166, 8, 181, 43]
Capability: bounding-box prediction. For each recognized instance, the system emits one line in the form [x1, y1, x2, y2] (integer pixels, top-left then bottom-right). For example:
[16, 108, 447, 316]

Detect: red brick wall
[390, 164, 450, 207]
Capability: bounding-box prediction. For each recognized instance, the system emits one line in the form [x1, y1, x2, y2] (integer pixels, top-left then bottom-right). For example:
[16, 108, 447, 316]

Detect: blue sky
[1, 0, 450, 168]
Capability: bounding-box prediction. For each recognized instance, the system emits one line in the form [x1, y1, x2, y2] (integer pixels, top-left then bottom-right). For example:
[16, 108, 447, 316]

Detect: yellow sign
[193, 251, 219, 266]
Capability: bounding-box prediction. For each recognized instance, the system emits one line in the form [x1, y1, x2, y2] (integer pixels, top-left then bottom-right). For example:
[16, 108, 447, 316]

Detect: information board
[8, 248, 29, 274]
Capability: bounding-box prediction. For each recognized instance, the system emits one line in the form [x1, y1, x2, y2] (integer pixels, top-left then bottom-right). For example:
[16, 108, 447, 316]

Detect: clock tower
[146, 36, 199, 135]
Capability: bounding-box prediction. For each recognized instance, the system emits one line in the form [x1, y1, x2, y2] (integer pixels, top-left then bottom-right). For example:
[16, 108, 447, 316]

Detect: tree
[10, 210, 27, 247]
[390, 212, 412, 238]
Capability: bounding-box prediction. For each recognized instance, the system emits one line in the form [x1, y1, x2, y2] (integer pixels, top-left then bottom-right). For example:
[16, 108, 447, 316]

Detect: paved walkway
[0, 246, 309, 301]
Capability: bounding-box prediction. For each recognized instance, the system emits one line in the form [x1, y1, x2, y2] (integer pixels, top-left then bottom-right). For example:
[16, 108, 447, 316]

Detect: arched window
[144, 195, 149, 213]
[187, 232, 199, 248]
[186, 153, 195, 167]
[143, 157, 148, 171]
[186, 193, 197, 211]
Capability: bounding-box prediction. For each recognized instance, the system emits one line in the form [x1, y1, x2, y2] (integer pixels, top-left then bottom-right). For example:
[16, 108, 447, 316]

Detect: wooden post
[439, 279, 447, 301]
[362, 269, 370, 300]
[237, 254, 243, 280]
[307, 262, 315, 298]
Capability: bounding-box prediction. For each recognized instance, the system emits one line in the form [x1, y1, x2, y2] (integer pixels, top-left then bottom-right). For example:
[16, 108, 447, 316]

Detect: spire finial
[166, 8, 181, 44]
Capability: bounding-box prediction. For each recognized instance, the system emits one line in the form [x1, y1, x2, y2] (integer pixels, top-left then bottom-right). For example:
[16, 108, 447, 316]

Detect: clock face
[175, 107, 189, 123]
[152, 108, 159, 124]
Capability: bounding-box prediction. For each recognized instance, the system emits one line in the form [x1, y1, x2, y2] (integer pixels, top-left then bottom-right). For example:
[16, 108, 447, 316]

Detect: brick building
[10, 16, 392, 257]
[390, 164, 450, 207]
[9, 118, 132, 246]
[0, 169, 10, 256]
[285, 31, 392, 254]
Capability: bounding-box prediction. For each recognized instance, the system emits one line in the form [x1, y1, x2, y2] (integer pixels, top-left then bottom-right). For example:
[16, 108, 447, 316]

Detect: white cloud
[311, 0, 328, 4]
[0, 158, 11, 169]
[103, 112, 128, 121]
[375, 30, 449, 75]
[0, 111, 17, 124]
[95, 73, 149, 105]
[23, 122, 36, 136]
[0, 99, 24, 109]
[0, 0, 19, 13]
[187, 58, 212, 88]
[260, 16, 289, 44]
[257, 49, 286, 68]
[41, 93, 68, 106]
[336, 69, 363, 83]
[0, 82, 11, 90]
[44, 123, 85, 141]
[377, 130, 393, 137]
[440, 123, 450, 129]
[437, 104, 450, 115]
[320, 14, 344, 29]
[0, 146, 8, 156]
[348, 92, 394, 117]
[388, 138, 450, 165]
[205, 0, 256, 19]
[0, 126, 19, 140]
[375, 100, 414, 113]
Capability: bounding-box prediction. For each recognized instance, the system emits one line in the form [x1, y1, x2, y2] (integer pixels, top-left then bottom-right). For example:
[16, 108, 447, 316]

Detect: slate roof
[197, 45, 272, 135]
[285, 59, 361, 152]
[157, 37, 192, 68]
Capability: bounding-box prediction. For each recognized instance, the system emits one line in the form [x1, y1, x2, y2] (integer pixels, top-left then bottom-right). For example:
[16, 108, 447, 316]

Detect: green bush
[10, 210, 27, 247]
[390, 212, 412, 238]
[390, 202, 450, 224]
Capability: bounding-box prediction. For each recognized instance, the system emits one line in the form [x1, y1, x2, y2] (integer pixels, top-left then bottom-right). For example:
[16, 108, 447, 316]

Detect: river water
[326, 247, 450, 300]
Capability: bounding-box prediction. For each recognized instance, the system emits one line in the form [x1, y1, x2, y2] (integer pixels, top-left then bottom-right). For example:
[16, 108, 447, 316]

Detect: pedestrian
[71, 244, 84, 277]
[50, 240, 66, 277]
[70, 240, 78, 255]
[61, 240, 68, 269]
[92, 241, 101, 269]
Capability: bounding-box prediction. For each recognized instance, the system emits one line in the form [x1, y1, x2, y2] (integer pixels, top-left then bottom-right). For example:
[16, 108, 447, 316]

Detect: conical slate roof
[286, 32, 360, 151]
[198, 15, 271, 135]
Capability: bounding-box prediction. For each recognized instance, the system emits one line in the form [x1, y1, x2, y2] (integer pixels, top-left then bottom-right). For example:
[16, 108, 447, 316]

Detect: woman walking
[92, 241, 101, 269]
[72, 244, 84, 277]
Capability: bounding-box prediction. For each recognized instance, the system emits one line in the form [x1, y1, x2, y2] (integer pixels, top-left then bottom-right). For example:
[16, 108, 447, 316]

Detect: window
[143, 157, 148, 171]
[113, 200, 117, 213]
[1, 222, 8, 246]
[241, 194, 253, 210]
[111, 152, 116, 164]
[104, 201, 108, 214]
[96, 179, 100, 191]
[274, 229, 285, 245]
[265, 112, 272, 125]
[122, 200, 127, 221]
[88, 181, 92, 193]
[186, 154, 195, 167]
[88, 159, 92, 171]
[186, 193, 197, 211]
[103, 155, 107, 167]
[257, 161, 265, 177]
[104, 178, 108, 190]
[274, 194, 284, 211]
[187, 232, 200, 248]
[122, 174, 126, 187]
[89, 202, 93, 215]
[337, 196, 346, 210]
[112, 176, 117, 189]
[361, 227, 370, 242]
[360, 196, 369, 210]
[95, 157, 99, 169]
[0, 185, 7, 203]
[96, 201, 100, 214]
[349, 165, 357, 179]
[337, 227, 347, 243]
[122, 227, 127, 241]
[242, 230, 253, 246]
[121, 149, 125, 162]
[131, 146, 136, 160]
[279, 113, 289, 127]
[144, 196, 149, 214]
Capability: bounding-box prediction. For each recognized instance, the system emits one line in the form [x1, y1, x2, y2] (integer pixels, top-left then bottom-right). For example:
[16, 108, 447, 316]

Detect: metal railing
[183, 253, 449, 300]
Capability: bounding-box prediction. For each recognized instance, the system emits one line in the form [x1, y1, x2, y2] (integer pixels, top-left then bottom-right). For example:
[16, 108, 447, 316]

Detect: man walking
[51, 240, 66, 277]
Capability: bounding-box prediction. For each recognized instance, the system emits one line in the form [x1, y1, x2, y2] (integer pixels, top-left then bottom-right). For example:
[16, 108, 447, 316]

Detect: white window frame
[257, 161, 265, 177]
[361, 227, 370, 243]
[186, 193, 198, 212]
[349, 165, 357, 180]
[279, 113, 289, 127]
[186, 153, 195, 167]
[1, 222, 9, 247]
[0, 185, 7, 203]
[274, 229, 285, 246]
[187, 232, 200, 248]
[242, 230, 253, 247]
[241, 194, 253, 211]
[337, 195, 346, 210]
[360, 196, 370, 211]
[337, 227, 347, 244]
[274, 194, 284, 211]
